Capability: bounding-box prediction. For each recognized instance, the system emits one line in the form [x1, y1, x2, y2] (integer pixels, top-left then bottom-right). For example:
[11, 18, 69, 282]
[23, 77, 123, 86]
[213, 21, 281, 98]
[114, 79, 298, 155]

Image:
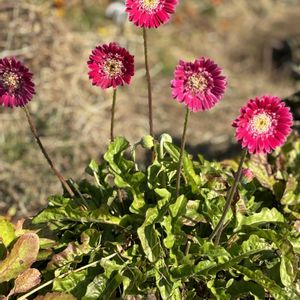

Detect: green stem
[175, 108, 190, 198]
[17, 254, 117, 300]
[143, 27, 154, 137]
[23, 106, 74, 197]
[110, 88, 117, 142]
[210, 149, 247, 245]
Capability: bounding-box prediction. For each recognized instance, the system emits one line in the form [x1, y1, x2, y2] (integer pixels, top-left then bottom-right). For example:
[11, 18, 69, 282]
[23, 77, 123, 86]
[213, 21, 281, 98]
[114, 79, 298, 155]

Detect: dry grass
[0, 0, 299, 217]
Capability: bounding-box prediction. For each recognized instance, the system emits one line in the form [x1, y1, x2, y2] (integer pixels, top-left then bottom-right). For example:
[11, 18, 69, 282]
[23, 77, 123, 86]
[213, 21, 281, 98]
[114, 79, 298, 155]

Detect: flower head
[125, 0, 178, 28]
[0, 57, 35, 108]
[233, 95, 293, 154]
[171, 58, 227, 112]
[88, 43, 134, 89]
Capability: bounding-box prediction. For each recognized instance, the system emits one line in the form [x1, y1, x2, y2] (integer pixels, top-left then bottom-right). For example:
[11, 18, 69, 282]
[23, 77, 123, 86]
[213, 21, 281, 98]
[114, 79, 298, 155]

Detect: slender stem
[175, 108, 190, 198]
[23, 106, 74, 197]
[17, 254, 117, 300]
[210, 149, 247, 245]
[110, 88, 117, 142]
[143, 27, 154, 137]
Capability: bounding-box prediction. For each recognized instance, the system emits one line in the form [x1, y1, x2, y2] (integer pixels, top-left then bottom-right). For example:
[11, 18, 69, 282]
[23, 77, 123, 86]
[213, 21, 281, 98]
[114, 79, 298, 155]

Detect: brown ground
[0, 0, 300, 217]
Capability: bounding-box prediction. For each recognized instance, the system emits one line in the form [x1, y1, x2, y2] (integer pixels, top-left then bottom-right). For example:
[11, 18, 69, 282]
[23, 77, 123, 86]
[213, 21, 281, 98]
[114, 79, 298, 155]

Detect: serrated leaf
[251, 229, 298, 287]
[53, 269, 88, 292]
[137, 189, 171, 262]
[103, 137, 131, 175]
[0, 233, 39, 283]
[235, 208, 284, 231]
[155, 259, 181, 300]
[137, 225, 160, 263]
[234, 265, 299, 300]
[172, 235, 271, 279]
[0, 217, 16, 247]
[82, 274, 106, 300]
[281, 176, 300, 206]
[226, 280, 265, 300]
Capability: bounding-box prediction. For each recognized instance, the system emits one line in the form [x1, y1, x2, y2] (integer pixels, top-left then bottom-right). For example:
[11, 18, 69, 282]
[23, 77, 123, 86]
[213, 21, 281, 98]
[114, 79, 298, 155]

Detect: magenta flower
[241, 168, 254, 184]
[125, 0, 178, 28]
[0, 57, 35, 108]
[171, 58, 227, 112]
[88, 43, 135, 89]
[233, 95, 293, 154]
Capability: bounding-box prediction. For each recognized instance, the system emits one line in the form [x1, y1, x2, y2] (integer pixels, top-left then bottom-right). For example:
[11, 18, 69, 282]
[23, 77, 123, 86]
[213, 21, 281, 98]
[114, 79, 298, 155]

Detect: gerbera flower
[125, 0, 178, 28]
[233, 95, 293, 154]
[87, 43, 135, 89]
[0, 57, 35, 108]
[171, 58, 227, 112]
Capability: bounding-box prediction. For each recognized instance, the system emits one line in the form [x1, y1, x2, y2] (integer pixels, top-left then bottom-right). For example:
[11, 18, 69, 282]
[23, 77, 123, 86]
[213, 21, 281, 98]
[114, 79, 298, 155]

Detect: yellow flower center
[140, 0, 159, 11]
[103, 58, 123, 77]
[2, 71, 20, 91]
[251, 113, 272, 134]
[187, 74, 208, 93]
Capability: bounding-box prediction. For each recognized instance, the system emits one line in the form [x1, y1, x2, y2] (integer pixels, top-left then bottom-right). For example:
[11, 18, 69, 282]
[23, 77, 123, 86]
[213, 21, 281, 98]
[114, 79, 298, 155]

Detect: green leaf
[227, 280, 265, 300]
[234, 265, 299, 300]
[138, 224, 160, 263]
[155, 259, 181, 300]
[53, 269, 88, 293]
[207, 278, 231, 300]
[0, 233, 39, 283]
[235, 207, 284, 231]
[103, 137, 131, 175]
[183, 156, 202, 192]
[164, 142, 180, 161]
[137, 189, 171, 262]
[281, 175, 300, 206]
[0, 217, 16, 247]
[95, 271, 122, 300]
[172, 235, 271, 279]
[82, 274, 106, 300]
[251, 229, 298, 287]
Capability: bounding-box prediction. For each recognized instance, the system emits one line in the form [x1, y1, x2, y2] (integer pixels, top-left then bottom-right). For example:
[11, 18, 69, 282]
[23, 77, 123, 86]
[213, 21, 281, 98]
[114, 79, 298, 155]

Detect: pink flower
[87, 43, 135, 89]
[171, 58, 227, 112]
[241, 168, 254, 183]
[0, 57, 35, 108]
[125, 0, 178, 28]
[233, 96, 293, 154]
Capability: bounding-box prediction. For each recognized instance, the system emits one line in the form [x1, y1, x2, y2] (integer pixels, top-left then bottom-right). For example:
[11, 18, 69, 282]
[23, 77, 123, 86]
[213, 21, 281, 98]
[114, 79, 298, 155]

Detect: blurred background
[0, 0, 300, 217]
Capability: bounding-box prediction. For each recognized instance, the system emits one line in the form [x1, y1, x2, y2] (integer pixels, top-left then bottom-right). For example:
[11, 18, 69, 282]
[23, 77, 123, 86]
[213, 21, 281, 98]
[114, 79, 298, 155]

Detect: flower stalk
[110, 88, 117, 141]
[210, 148, 247, 245]
[23, 106, 74, 197]
[175, 107, 190, 198]
[143, 27, 154, 137]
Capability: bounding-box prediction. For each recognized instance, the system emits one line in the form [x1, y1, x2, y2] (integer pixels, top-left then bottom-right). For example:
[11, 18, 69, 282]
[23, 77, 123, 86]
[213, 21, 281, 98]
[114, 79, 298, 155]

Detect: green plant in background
[0, 0, 299, 299]
[0, 135, 299, 299]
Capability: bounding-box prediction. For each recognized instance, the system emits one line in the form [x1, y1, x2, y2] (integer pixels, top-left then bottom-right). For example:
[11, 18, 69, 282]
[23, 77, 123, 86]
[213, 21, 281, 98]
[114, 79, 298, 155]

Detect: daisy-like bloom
[125, 0, 178, 28]
[88, 43, 134, 89]
[233, 95, 293, 154]
[0, 57, 35, 108]
[171, 58, 227, 112]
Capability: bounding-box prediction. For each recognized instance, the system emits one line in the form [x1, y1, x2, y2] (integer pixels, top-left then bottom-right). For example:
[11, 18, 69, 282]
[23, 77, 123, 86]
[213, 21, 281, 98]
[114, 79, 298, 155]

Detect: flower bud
[141, 135, 154, 149]
[241, 168, 254, 184]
